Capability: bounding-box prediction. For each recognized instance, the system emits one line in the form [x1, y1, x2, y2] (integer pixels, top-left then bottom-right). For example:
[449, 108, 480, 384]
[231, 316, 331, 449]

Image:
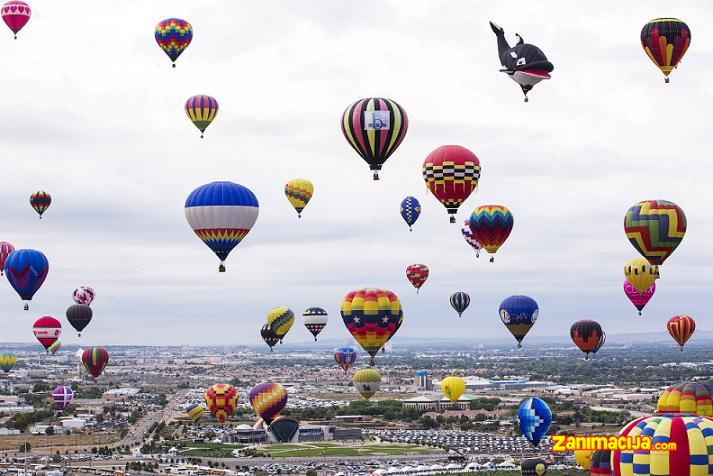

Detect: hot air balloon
[341, 288, 403, 366]
[184, 95, 218, 138]
[612, 414, 713, 475]
[641, 19, 691, 83]
[521, 457, 548, 476]
[33, 316, 61, 353]
[449, 292, 470, 317]
[624, 257, 658, 293]
[52, 385, 74, 410]
[4, 249, 48, 310]
[624, 200, 686, 266]
[400, 196, 421, 231]
[589, 449, 611, 475]
[266, 307, 295, 343]
[48, 340, 61, 355]
[489, 22, 554, 102]
[667, 314, 695, 351]
[81, 347, 108, 379]
[285, 179, 313, 218]
[440, 376, 465, 402]
[657, 382, 713, 416]
[469, 205, 513, 262]
[0, 241, 14, 276]
[353, 368, 381, 400]
[302, 307, 328, 341]
[185, 181, 259, 272]
[204, 383, 238, 423]
[66, 304, 93, 337]
[499, 295, 538, 348]
[0, 353, 16, 373]
[461, 220, 482, 258]
[30, 191, 51, 218]
[574, 449, 594, 471]
[570, 320, 605, 360]
[422, 145, 481, 223]
[72, 286, 95, 305]
[155, 18, 192, 67]
[1, 1, 29, 39]
[249, 381, 288, 424]
[405, 264, 429, 293]
[518, 397, 551, 447]
[186, 404, 205, 423]
[340, 97, 408, 180]
[261, 324, 280, 351]
[623, 280, 655, 316]
[334, 346, 357, 374]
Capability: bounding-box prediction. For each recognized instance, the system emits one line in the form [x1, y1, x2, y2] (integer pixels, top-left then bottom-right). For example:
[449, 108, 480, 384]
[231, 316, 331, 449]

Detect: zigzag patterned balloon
[468, 205, 513, 262]
[624, 200, 686, 266]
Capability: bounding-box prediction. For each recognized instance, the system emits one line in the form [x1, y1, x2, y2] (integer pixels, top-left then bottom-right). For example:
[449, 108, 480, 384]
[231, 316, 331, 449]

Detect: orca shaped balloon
[490, 21, 554, 102]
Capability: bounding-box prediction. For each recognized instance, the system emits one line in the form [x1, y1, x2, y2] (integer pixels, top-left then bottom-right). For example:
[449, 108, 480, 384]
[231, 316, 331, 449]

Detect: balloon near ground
[32, 316, 61, 352]
[185, 181, 259, 272]
[422, 145, 481, 223]
[260, 324, 280, 351]
[285, 179, 313, 218]
[574, 449, 593, 470]
[449, 292, 470, 317]
[340, 97, 408, 180]
[641, 19, 691, 83]
[520, 457, 547, 476]
[499, 295, 538, 347]
[72, 286, 95, 305]
[4, 248, 49, 310]
[66, 304, 93, 337]
[624, 199, 686, 266]
[249, 381, 287, 424]
[266, 307, 295, 343]
[353, 368, 381, 400]
[0, 352, 16, 373]
[341, 288, 403, 366]
[667, 314, 695, 351]
[589, 449, 611, 475]
[405, 264, 429, 293]
[518, 397, 551, 447]
[204, 383, 238, 423]
[468, 205, 513, 262]
[334, 346, 357, 374]
[186, 404, 205, 423]
[570, 320, 605, 360]
[82, 347, 109, 379]
[399, 196, 421, 231]
[623, 280, 655, 315]
[440, 376, 465, 402]
[30, 190, 51, 218]
[302, 307, 328, 341]
[185, 95, 218, 138]
[155, 18, 192, 67]
[52, 385, 74, 410]
[657, 382, 713, 416]
[1, 1, 30, 39]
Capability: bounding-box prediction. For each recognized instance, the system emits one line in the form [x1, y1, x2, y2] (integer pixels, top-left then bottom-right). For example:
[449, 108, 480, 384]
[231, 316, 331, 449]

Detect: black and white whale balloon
[490, 21, 554, 102]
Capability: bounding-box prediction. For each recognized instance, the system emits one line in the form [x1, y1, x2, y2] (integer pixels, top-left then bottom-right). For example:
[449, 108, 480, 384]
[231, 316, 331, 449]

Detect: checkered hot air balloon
[641, 19, 691, 83]
[405, 264, 429, 293]
[399, 196, 421, 231]
[52, 385, 74, 410]
[667, 314, 695, 351]
[422, 145, 481, 223]
[657, 382, 713, 417]
[32, 316, 61, 353]
[469, 205, 513, 262]
[185, 95, 218, 138]
[449, 292, 470, 317]
[334, 346, 357, 374]
[624, 200, 686, 266]
[4, 249, 48, 310]
[285, 179, 313, 218]
[249, 381, 287, 424]
[81, 347, 109, 379]
[204, 384, 238, 423]
[1, 1, 30, 39]
[518, 397, 551, 448]
[266, 307, 295, 343]
[302, 307, 328, 341]
[0, 241, 14, 276]
[155, 18, 192, 67]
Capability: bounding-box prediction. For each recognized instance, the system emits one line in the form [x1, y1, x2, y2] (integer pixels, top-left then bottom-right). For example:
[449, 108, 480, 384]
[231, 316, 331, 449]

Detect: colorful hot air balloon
[521, 457, 548, 476]
[334, 346, 357, 374]
[461, 220, 482, 258]
[641, 19, 691, 83]
[590, 449, 611, 475]
[340, 97, 408, 180]
[261, 324, 280, 351]
[184, 95, 218, 138]
[72, 286, 95, 305]
[29, 191, 51, 218]
[612, 414, 713, 475]
[66, 304, 93, 337]
[82, 347, 109, 379]
[155, 18, 192, 67]
[204, 383, 238, 423]
[469, 205, 513, 262]
[1, 1, 30, 39]
[623, 280, 655, 315]
[570, 320, 605, 360]
[285, 179, 313, 218]
[440, 376, 465, 402]
[667, 314, 695, 351]
[52, 385, 74, 410]
[266, 307, 295, 343]
[499, 295, 538, 348]
[449, 292, 470, 317]
[341, 288, 403, 366]
[624, 200, 686, 266]
[302, 307, 328, 341]
[249, 381, 288, 424]
[405, 264, 429, 293]
[400, 196, 421, 231]
[422, 145, 481, 223]
[624, 257, 658, 294]
[186, 404, 205, 423]
[48, 340, 61, 355]
[0, 353, 16, 373]
[32, 316, 61, 353]
[353, 368, 381, 400]
[0, 241, 14, 276]
[518, 397, 551, 448]
[657, 382, 713, 417]
[574, 449, 594, 471]
[185, 181, 259, 272]
[4, 249, 48, 310]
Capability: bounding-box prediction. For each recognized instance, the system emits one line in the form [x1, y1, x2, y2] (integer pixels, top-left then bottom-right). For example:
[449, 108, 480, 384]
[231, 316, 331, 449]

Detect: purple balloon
[623, 280, 655, 315]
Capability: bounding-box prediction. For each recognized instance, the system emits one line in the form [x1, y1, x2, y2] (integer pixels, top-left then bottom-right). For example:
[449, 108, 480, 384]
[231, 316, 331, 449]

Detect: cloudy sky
[1, 1, 711, 347]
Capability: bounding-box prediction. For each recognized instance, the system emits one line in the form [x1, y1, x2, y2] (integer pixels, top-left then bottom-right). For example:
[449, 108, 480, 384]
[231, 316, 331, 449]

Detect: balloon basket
[24, 304, 28, 311]
[298, 213, 302, 218]
[370, 357, 375, 366]
[517, 343, 522, 348]
[314, 337, 317, 342]
[372, 172, 380, 181]
[449, 216, 456, 223]
[665, 78, 670, 84]
[219, 264, 226, 272]
[489, 257, 495, 263]
[172, 63, 176, 68]
[524, 97, 529, 103]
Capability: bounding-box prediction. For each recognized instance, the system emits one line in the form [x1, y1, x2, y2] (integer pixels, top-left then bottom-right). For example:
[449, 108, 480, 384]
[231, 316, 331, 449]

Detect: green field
[175, 440, 244, 458]
[257, 442, 437, 457]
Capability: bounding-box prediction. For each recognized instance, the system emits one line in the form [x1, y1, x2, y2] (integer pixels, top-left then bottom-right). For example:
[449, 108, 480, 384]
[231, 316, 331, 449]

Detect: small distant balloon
[399, 196, 421, 231]
[667, 315, 695, 351]
[405, 264, 429, 293]
[52, 386, 74, 410]
[285, 179, 313, 218]
[29, 191, 51, 219]
[73, 286, 96, 305]
[185, 95, 218, 138]
[0, 241, 14, 276]
[353, 368, 381, 400]
[623, 280, 655, 315]
[32, 316, 61, 353]
[1, 1, 30, 39]
[449, 292, 470, 317]
[155, 18, 192, 67]
[302, 307, 328, 341]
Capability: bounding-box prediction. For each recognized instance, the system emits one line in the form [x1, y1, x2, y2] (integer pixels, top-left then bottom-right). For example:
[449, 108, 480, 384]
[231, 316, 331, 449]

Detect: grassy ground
[256, 441, 437, 457]
[175, 440, 244, 458]
[0, 434, 118, 451]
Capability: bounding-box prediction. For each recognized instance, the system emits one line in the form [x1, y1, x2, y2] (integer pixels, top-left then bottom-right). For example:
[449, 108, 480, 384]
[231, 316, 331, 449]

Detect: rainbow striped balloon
[468, 205, 513, 261]
[185, 95, 218, 138]
[155, 18, 192, 67]
[657, 382, 713, 417]
[624, 200, 686, 266]
[249, 381, 287, 424]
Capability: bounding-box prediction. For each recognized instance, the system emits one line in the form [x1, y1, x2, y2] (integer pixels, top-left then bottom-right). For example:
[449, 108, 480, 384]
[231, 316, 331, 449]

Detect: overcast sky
[1, 1, 711, 348]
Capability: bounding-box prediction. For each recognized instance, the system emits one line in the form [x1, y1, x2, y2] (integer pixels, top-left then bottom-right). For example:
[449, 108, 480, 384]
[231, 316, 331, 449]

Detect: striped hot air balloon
[589, 449, 611, 475]
[261, 324, 280, 351]
[422, 145, 481, 223]
[405, 264, 429, 293]
[266, 307, 295, 343]
[0, 352, 16, 373]
[641, 19, 691, 83]
[624, 200, 686, 266]
[249, 381, 287, 424]
[570, 320, 605, 360]
[185, 95, 218, 138]
[449, 292, 470, 317]
[33, 316, 61, 353]
[81, 347, 109, 379]
[302, 307, 327, 341]
[667, 314, 695, 351]
[29, 191, 51, 218]
[657, 381, 713, 417]
[155, 18, 192, 67]
[204, 384, 238, 423]
[469, 205, 513, 262]
[186, 404, 205, 423]
[284, 179, 313, 218]
[1, 1, 30, 39]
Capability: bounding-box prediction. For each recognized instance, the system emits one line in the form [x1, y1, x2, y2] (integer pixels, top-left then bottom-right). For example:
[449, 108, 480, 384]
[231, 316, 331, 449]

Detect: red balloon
[422, 145, 481, 223]
[406, 264, 429, 293]
[82, 347, 109, 379]
[32, 316, 61, 352]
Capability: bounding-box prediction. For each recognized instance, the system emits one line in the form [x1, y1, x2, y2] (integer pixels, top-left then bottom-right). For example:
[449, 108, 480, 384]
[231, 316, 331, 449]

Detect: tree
[45, 426, 54, 435]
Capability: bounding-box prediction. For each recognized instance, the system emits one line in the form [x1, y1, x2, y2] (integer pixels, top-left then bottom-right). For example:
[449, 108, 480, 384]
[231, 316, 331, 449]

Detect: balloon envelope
[72, 286, 95, 305]
[204, 384, 238, 423]
[518, 397, 551, 447]
[249, 381, 288, 424]
[624, 257, 657, 294]
[641, 19, 691, 82]
[0, 241, 15, 275]
[353, 368, 381, 400]
[405, 264, 429, 292]
[461, 220, 482, 257]
[399, 196, 421, 231]
[657, 382, 713, 416]
[302, 307, 328, 340]
[440, 376, 465, 402]
[82, 347, 109, 378]
[667, 315, 695, 350]
[499, 295, 538, 347]
[4, 249, 49, 306]
[570, 320, 605, 359]
[29, 191, 50, 218]
[52, 385, 74, 410]
[155, 18, 192, 65]
[261, 324, 280, 350]
[33, 316, 61, 351]
[469, 205, 513, 259]
[624, 200, 686, 265]
[66, 304, 93, 336]
[1, 1, 30, 37]
[0, 353, 16, 373]
[334, 346, 357, 373]
[623, 280, 655, 315]
[449, 292, 470, 317]
[185, 95, 218, 137]
[422, 145, 480, 222]
[186, 404, 205, 423]
[266, 307, 295, 342]
[285, 179, 313, 218]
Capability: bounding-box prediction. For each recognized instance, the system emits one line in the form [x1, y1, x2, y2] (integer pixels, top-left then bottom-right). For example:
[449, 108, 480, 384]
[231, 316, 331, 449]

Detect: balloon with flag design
[249, 381, 288, 424]
[667, 314, 695, 351]
[399, 196, 421, 231]
[405, 264, 429, 293]
[52, 385, 74, 410]
[641, 19, 691, 83]
[204, 383, 238, 423]
[623, 280, 655, 315]
[334, 346, 357, 374]
[285, 179, 313, 218]
[469, 205, 513, 262]
[1, 1, 30, 39]
[302, 307, 327, 341]
[518, 397, 551, 448]
[82, 347, 109, 379]
[461, 220, 482, 258]
[624, 200, 686, 266]
[4, 248, 49, 310]
[422, 145, 481, 223]
[185, 95, 218, 138]
[155, 18, 192, 67]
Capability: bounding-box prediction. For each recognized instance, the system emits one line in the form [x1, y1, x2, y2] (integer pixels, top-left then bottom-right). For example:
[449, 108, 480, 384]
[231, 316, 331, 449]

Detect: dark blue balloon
[499, 295, 539, 347]
[334, 346, 357, 373]
[400, 196, 421, 231]
[4, 249, 49, 308]
[518, 397, 551, 447]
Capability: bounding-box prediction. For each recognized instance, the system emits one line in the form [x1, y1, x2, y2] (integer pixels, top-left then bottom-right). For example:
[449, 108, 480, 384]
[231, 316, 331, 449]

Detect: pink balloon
[623, 280, 655, 315]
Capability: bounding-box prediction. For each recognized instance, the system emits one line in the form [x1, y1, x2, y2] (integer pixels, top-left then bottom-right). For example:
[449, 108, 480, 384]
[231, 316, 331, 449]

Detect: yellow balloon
[624, 257, 658, 293]
[266, 307, 295, 343]
[535, 463, 546, 476]
[284, 179, 314, 218]
[574, 449, 593, 470]
[440, 376, 465, 402]
[353, 368, 381, 400]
